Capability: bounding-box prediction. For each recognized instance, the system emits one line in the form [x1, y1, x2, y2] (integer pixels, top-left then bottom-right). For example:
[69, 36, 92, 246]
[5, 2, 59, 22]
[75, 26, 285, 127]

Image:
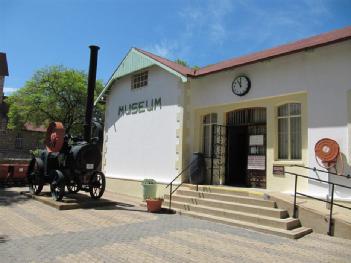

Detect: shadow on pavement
[0, 235, 9, 243]
[0, 188, 30, 206]
[93, 204, 176, 214]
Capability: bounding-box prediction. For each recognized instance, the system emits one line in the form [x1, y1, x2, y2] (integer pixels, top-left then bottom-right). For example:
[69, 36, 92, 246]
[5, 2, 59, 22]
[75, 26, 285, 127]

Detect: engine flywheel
[45, 122, 65, 152]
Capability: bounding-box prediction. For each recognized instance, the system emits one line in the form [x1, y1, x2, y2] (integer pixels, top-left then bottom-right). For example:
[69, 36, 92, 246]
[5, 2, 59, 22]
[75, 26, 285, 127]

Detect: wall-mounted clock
[232, 76, 251, 96]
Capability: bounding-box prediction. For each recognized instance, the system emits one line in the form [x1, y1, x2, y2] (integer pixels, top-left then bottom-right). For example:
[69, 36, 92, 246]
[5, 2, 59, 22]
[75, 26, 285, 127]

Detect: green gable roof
[95, 48, 187, 104]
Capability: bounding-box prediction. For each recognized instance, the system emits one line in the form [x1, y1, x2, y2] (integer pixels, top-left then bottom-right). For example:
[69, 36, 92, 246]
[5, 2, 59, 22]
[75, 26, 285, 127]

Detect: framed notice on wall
[273, 165, 285, 175]
[249, 135, 264, 146]
[247, 155, 265, 170]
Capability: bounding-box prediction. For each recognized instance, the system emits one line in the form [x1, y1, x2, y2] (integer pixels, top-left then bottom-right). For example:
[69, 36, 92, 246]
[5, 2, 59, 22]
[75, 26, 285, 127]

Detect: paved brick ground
[1, 187, 351, 263]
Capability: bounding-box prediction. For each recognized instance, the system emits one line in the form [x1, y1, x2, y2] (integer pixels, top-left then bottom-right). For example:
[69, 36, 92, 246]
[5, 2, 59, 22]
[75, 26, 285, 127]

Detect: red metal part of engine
[45, 122, 65, 153]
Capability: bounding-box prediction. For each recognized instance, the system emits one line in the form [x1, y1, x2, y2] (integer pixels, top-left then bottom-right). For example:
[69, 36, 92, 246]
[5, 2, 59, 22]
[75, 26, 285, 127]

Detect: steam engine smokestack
[84, 45, 99, 143]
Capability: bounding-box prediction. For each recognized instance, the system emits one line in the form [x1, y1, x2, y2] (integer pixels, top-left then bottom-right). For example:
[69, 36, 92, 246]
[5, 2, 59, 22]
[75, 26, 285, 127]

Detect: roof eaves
[195, 25, 351, 77]
[134, 48, 191, 81]
[94, 48, 135, 105]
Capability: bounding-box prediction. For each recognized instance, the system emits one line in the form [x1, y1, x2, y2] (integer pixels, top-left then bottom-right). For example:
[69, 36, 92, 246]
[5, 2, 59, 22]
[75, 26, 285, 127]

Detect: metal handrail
[165, 158, 198, 210]
[285, 165, 351, 236]
[290, 164, 351, 179]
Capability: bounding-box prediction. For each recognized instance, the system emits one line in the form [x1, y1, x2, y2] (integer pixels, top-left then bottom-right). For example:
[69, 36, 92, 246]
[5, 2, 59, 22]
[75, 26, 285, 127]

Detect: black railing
[165, 159, 198, 210]
[286, 165, 351, 236]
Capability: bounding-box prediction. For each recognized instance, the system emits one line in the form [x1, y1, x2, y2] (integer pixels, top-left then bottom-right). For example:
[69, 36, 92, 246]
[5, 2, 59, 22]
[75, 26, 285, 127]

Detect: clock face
[232, 76, 251, 96]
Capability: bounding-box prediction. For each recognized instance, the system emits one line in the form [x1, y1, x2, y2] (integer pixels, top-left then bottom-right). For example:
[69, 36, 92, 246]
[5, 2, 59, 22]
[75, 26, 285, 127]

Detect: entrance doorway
[225, 108, 267, 188]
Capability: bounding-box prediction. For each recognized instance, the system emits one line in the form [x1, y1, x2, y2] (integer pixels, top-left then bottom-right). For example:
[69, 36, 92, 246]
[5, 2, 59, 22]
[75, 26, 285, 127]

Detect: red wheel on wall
[315, 138, 339, 163]
[314, 138, 343, 174]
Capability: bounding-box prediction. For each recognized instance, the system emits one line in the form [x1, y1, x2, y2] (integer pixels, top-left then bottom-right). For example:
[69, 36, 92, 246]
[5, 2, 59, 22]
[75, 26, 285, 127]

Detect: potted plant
[146, 197, 164, 213]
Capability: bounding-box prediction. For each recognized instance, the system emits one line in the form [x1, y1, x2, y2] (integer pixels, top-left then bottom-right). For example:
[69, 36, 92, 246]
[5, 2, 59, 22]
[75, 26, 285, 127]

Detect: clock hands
[237, 78, 242, 87]
[232, 76, 251, 96]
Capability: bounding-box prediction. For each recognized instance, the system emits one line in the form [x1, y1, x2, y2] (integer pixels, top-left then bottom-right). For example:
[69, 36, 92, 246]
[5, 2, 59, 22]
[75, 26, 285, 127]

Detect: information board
[247, 155, 265, 170]
[249, 135, 264, 146]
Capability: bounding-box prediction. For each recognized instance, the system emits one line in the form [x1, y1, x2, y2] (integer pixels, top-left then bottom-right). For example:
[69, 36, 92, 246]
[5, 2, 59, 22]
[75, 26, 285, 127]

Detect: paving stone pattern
[1, 188, 351, 263]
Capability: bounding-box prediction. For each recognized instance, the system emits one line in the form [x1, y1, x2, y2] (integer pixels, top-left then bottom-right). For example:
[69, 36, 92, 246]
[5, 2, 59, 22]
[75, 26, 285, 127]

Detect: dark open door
[225, 108, 266, 188]
[226, 126, 249, 186]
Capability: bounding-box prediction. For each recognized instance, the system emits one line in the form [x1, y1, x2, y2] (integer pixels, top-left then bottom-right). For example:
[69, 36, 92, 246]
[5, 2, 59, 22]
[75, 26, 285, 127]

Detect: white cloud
[179, 0, 233, 44]
[227, 0, 335, 54]
[303, 0, 331, 17]
[142, 0, 338, 66]
[146, 40, 177, 58]
[3, 86, 19, 95]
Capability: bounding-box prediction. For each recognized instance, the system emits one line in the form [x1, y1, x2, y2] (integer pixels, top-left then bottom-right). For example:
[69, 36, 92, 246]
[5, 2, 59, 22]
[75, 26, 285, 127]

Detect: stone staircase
[163, 185, 312, 239]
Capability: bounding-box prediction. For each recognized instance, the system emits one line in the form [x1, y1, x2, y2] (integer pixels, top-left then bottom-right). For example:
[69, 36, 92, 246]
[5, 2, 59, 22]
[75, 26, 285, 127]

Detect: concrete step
[172, 209, 312, 239]
[165, 194, 288, 218]
[164, 200, 300, 230]
[186, 184, 264, 197]
[176, 189, 276, 208]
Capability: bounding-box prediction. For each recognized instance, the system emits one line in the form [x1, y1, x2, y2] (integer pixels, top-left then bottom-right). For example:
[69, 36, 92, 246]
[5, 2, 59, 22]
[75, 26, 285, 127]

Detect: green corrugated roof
[95, 48, 187, 104]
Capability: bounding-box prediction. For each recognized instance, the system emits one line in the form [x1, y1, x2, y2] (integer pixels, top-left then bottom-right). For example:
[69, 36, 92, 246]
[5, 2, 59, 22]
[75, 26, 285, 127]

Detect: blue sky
[1, 0, 351, 95]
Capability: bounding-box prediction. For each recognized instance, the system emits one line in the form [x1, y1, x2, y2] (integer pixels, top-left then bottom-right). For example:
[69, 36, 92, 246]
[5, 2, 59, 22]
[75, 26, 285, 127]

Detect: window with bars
[15, 133, 24, 149]
[202, 113, 217, 157]
[131, 71, 148, 89]
[277, 103, 302, 160]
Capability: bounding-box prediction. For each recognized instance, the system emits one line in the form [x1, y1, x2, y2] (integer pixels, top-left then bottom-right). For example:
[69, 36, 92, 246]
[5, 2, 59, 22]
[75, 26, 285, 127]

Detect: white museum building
[96, 26, 351, 200]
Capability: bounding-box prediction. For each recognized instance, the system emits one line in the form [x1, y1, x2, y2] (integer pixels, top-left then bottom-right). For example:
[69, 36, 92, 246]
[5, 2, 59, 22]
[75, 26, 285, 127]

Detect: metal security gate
[209, 124, 227, 185]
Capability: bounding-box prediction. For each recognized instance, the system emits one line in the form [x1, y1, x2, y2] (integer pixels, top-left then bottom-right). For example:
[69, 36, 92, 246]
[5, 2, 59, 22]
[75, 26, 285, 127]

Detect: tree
[175, 59, 200, 70]
[6, 66, 104, 135]
[175, 59, 189, 67]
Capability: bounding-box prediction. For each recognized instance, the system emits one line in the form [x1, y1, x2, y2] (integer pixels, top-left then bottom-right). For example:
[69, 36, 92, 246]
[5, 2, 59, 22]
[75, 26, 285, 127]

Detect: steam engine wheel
[89, 171, 106, 199]
[50, 170, 65, 201]
[67, 179, 81, 194]
[28, 158, 44, 195]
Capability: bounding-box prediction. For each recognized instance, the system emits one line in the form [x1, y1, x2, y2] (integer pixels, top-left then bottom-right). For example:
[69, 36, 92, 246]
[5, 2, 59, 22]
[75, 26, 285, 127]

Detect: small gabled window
[131, 71, 148, 89]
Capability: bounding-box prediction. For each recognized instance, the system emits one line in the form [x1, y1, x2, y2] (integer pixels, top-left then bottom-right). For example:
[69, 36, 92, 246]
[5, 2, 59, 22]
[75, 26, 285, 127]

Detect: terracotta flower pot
[146, 198, 163, 213]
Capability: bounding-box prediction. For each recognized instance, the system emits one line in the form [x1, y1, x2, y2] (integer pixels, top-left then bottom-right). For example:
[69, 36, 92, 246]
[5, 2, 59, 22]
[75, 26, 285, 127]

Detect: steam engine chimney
[84, 45, 99, 143]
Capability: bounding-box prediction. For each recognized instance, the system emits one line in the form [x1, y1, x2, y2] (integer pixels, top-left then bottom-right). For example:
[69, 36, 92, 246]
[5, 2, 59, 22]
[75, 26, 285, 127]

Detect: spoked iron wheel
[50, 170, 65, 201]
[89, 171, 106, 199]
[67, 179, 81, 194]
[28, 158, 44, 195]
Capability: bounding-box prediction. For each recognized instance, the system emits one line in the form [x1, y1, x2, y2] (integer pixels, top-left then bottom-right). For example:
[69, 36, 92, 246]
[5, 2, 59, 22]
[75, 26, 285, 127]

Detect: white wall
[189, 40, 351, 198]
[104, 66, 183, 183]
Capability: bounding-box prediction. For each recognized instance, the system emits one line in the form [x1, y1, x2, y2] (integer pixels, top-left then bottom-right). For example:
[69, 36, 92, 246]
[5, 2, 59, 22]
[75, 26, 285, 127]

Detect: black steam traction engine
[27, 46, 106, 201]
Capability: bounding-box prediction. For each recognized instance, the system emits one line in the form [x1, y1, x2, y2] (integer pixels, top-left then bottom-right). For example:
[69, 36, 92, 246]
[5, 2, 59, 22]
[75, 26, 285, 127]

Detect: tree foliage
[175, 58, 200, 70]
[6, 66, 104, 135]
[175, 59, 189, 67]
